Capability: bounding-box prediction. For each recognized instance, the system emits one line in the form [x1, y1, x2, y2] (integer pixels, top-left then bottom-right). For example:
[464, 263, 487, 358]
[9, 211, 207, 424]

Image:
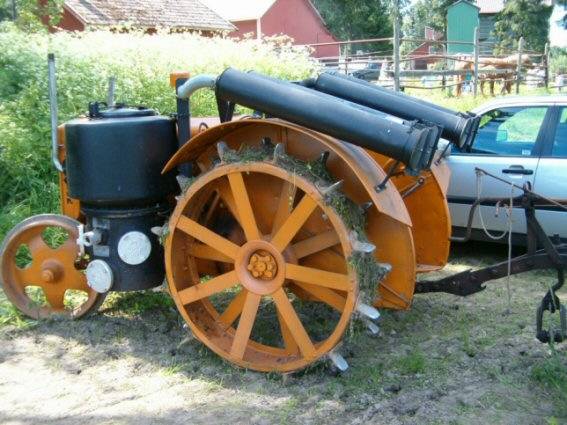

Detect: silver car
[446, 95, 567, 242]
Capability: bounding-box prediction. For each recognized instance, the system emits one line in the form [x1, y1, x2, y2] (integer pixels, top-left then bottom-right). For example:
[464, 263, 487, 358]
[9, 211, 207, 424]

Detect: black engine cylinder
[215, 68, 440, 174]
[310, 72, 478, 148]
[65, 105, 178, 207]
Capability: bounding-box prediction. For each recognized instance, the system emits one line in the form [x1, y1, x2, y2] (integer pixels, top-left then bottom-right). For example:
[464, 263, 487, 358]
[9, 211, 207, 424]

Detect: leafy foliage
[0, 0, 64, 31]
[312, 0, 396, 53]
[550, 47, 567, 74]
[556, 0, 567, 29]
[493, 0, 554, 54]
[402, 0, 454, 38]
[0, 25, 318, 241]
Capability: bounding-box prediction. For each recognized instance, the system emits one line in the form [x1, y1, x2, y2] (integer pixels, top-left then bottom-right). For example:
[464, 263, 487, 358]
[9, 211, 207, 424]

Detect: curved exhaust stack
[177, 74, 217, 99]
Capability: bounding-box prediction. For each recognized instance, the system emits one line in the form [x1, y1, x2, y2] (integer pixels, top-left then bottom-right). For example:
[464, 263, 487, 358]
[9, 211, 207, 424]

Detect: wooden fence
[304, 29, 559, 97]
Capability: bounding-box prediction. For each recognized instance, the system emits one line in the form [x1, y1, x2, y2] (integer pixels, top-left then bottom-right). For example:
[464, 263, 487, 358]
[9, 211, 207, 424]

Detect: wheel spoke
[271, 181, 296, 236]
[176, 216, 240, 260]
[230, 292, 261, 360]
[177, 271, 239, 305]
[276, 307, 299, 354]
[28, 234, 50, 255]
[291, 230, 341, 259]
[218, 288, 248, 329]
[216, 182, 240, 224]
[43, 287, 65, 310]
[203, 191, 221, 225]
[290, 282, 346, 312]
[66, 269, 90, 291]
[14, 265, 41, 287]
[227, 172, 261, 241]
[272, 288, 316, 359]
[270, 194, 317, 252]
[285, 263, 352, 291]
[188, 244, 234, 263]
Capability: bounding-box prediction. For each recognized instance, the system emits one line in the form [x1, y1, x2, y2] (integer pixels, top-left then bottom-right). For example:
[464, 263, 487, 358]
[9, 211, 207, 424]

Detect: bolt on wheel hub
[235, 240, 286, 296]
[247, 250, 277, 280]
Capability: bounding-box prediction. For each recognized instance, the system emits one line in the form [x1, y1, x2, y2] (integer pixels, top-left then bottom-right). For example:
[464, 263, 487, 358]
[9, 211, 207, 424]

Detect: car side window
[470, 106, 547, 156]
[551, 108, 567, 157]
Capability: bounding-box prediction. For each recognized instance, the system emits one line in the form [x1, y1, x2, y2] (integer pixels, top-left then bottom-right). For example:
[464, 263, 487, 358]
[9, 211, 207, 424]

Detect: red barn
[202, 0, 339, 58]
[49, 0, 235, 34]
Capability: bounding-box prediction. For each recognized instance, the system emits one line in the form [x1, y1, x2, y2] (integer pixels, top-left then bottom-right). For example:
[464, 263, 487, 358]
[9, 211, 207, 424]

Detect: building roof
[476, 0, 504, 14]
[64, 0, 235, 31]
[476, 0, 552, 15]
[201, 0, 277, 22]
[448, 0, 480, 11]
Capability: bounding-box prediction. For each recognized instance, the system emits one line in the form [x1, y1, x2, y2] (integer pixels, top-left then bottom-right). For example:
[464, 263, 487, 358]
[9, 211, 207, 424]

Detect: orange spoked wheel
[165, 160, 359, 372]
[0, 214, 104, 319]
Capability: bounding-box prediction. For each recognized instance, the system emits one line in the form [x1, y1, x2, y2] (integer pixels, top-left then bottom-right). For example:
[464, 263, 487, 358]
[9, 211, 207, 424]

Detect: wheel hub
[235, 240, 286, 296]
[247, 250, 277, 280]
[41, 260, 63, 283]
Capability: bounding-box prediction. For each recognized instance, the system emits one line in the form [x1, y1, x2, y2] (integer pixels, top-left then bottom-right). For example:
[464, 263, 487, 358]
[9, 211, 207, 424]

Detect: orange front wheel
[0, 214, 105, 319]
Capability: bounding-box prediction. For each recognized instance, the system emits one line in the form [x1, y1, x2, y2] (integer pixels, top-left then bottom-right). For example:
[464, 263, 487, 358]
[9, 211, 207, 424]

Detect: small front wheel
[0, 214, 105, 319]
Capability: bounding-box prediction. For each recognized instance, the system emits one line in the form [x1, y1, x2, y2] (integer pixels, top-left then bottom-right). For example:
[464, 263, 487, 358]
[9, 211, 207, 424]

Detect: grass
[530, 350, 567, 418]
[396, 349, 427, 375]
[103, 291, 175, 316]
[0, 290, 35, 328]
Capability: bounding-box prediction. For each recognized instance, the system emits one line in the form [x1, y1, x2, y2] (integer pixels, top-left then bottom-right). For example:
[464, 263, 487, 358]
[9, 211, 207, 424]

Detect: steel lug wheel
[166, 161, 359, 373]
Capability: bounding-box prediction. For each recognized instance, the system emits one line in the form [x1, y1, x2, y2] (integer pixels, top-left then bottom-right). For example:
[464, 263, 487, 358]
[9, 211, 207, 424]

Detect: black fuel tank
[65, 104, 178, 206]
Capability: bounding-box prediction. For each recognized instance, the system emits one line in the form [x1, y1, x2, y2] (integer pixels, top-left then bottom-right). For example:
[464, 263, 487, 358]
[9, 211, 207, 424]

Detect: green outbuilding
[446, 0, 479, 55]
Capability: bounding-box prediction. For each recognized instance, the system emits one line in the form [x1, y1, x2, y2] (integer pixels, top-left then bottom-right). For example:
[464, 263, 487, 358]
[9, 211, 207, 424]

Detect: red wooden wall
[230, 0, 339, 58]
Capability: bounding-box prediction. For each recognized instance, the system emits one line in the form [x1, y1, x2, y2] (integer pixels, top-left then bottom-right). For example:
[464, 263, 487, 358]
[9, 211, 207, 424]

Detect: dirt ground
[1, 241, 566, 425]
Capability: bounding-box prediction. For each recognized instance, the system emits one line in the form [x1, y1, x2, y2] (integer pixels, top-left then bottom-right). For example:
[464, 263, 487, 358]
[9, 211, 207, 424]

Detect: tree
[0, 0, 16, 21]
[402, 0, 455, 39]
[311, 0, 396, 53]
[0, 0, 63, 31]
[493, 0, 553, 54]
[556, 1, 567, 29]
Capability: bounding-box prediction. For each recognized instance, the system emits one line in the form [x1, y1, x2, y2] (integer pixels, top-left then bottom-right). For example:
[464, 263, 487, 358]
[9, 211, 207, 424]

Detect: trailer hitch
[416, 168, 567, 345]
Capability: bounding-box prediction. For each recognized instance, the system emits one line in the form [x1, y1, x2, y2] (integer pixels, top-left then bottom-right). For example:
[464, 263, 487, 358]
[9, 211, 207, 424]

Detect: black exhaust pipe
[308, 72, 479, 148]
[215, 69, 440, 175]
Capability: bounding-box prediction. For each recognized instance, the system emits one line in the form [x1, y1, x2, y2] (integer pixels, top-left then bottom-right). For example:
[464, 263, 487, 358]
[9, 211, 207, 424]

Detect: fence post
[473, 27, 479, 97]
[515, 36, 524, 94]
[393, 12, 401, 92]
[344, 41, 349, 75]
[544, 42, 550, 90]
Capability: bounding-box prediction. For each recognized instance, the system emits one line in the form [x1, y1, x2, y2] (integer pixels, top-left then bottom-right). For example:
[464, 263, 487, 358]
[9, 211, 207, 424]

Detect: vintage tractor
[1, 57, 489, 373]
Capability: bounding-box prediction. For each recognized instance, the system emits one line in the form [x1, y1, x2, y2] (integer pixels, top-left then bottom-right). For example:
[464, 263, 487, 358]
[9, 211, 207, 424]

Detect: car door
[532, 105, 567, 239]
[447, 104, 551, 235]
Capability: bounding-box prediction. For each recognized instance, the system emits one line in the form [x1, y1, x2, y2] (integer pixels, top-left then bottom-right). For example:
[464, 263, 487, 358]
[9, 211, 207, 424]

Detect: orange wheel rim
[166, 162, 358, 372]
[0, 214, 103, 319]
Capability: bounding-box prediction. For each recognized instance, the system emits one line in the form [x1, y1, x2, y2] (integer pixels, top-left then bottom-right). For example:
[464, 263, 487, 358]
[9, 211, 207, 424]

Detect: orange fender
[367, 152, 452, 273]
[164, 118, 417, 309]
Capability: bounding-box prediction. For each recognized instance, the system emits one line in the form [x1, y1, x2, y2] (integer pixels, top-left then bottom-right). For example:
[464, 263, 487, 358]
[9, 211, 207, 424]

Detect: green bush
[550, 47, 567, 75]
[0, 25, 318, 240]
